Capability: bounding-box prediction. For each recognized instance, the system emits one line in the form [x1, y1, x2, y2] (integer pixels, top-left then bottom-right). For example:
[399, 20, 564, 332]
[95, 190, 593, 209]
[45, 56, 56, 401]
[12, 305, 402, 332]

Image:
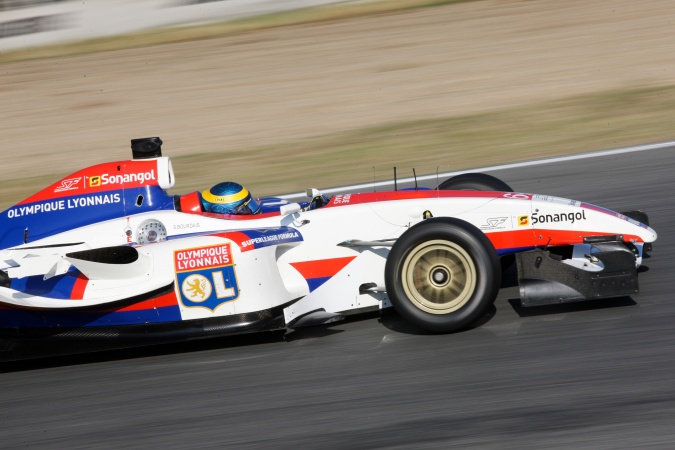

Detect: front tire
[385, 218, 501, 333]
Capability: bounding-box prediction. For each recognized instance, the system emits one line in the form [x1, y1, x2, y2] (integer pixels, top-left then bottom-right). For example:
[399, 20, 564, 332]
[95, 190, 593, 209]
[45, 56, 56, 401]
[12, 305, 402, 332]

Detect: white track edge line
[277, 140, 675, 199]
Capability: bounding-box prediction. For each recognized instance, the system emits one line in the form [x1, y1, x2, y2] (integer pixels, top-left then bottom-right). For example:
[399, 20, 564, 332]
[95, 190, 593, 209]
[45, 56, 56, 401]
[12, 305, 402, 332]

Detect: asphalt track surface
[1, 147, 674, 449]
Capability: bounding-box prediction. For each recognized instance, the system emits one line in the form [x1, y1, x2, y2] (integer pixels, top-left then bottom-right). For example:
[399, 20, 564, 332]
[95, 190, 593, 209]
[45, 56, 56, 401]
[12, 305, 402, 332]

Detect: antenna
[394, 167, 398, 191]
[413, 168, 418, 191]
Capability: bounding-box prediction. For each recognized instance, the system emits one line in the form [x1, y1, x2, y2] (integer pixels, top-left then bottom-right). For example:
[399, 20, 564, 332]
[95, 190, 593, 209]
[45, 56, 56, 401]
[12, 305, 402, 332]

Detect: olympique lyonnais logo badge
[518, 215, 530, 226]
[174, 243, 239, 311]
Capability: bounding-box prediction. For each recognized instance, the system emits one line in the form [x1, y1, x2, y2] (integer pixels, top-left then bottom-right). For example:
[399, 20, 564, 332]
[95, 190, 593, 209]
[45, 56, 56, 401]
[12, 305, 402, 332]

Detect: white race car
[0, 138, 657, 360]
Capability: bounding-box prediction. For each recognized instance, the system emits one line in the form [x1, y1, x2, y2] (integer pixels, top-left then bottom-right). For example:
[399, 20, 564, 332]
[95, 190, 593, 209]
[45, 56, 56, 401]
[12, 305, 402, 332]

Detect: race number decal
[174, 243, 239, 311]
[502, 193, 531, 200]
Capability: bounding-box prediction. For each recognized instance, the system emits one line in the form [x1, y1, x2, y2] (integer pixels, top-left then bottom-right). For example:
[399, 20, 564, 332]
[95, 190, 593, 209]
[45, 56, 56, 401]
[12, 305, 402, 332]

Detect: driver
[200, 181, 261, 215]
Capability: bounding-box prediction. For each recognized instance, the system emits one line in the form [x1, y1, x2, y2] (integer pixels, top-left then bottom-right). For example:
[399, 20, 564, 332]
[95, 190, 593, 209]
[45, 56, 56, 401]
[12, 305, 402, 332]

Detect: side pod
[516, 244, 638, 307]
[65, 246, 151, 280]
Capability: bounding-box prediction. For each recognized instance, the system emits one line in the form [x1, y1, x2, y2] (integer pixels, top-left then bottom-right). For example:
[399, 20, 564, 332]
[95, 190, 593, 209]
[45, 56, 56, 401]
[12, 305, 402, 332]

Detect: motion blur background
[1, 0, 674, 206]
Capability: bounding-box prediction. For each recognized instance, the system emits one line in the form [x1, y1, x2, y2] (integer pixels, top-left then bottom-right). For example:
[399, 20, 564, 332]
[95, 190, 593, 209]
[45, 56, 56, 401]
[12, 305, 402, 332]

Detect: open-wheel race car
[0, 138, 657, 360]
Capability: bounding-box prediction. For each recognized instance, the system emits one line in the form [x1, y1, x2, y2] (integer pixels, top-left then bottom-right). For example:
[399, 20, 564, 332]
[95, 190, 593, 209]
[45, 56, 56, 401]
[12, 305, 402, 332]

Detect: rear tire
[437, 173, 514, 192]
[438, 173, 515, 272]
[385, 218, 501, 333]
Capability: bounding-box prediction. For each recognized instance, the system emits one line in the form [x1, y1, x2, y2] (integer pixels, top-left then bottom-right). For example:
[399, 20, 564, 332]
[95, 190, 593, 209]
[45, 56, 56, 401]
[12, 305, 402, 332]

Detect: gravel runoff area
[1, 0, 675, 201]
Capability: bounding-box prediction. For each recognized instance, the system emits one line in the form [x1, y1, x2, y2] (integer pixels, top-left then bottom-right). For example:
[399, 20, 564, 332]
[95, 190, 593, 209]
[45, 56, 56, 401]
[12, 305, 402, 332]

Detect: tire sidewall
[385, 218, 500, 333]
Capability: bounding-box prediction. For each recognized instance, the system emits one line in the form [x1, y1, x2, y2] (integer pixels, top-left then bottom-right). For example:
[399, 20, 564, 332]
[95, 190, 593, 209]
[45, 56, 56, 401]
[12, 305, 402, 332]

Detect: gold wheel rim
[401, 240, 477, 314]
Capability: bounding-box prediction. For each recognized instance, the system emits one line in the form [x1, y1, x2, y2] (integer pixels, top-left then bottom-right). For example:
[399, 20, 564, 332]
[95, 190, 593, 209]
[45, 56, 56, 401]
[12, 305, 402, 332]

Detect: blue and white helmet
[201, 182, 261, 215]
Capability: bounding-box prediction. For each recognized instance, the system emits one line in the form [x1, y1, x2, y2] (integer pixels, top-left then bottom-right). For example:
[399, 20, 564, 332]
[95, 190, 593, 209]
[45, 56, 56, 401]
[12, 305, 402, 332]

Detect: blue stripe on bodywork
[306, 277, 331, 292]
[0, 186, 175, 249]
[0, 304, 182, 329]
[10, 270, 80, 299]
[497, 246, 536, 256]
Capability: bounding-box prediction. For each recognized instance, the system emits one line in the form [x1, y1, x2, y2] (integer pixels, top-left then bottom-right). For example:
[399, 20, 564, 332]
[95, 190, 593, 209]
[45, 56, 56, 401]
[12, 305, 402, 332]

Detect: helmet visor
[234, 195, 261, 214]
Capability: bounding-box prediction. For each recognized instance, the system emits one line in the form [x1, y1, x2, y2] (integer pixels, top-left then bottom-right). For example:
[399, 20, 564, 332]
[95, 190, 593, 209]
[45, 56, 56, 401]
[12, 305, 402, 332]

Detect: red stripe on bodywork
[20, 160, 160, 204]
[289, 256, 357, 279]
[118, 291, 178, 312]
[97, 291, 179, 312]
[486, 229, 536, 250]
[0, 289, 178, 311]
[325, 191, 508, 208]
[70, 273, 89, 300]
[486, 229, 644, 250]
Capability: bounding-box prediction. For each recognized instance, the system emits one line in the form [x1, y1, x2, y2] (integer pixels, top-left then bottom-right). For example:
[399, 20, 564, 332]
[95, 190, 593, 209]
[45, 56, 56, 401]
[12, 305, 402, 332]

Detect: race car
[0, 137, 657, 360]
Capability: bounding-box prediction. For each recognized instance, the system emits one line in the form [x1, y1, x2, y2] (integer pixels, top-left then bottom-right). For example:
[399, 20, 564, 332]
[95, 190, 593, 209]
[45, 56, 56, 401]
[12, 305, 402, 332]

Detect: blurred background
[1, 0, 674, 208]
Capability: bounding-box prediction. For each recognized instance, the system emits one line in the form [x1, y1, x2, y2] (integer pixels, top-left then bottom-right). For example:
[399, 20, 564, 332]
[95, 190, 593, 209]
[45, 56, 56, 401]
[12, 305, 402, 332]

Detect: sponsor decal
[174, 244, 232, 271]
[533, 194, 580, 207]
[7, 193, 121, 218]
[532, 210, 587, 225]
[214, 227, 303, 252]
[480, 217, 508, 230]
[332, 194, 352, 205]
[174, 243, 239, 311]
[240, 229, 301, 249]
[124, 217, 133, 243]
[89, 170, 156, 188]
[54, 177, 82, 193]
[518, 215, 530, 226]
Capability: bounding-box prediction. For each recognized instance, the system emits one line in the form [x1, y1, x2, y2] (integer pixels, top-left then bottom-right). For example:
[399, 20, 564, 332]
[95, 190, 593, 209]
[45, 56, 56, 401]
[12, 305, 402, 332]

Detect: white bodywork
[0, 187, 657, 327]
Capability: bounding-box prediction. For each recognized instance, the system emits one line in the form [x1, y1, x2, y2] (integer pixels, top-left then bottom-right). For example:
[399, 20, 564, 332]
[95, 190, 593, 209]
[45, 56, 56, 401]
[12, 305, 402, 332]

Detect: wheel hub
[430, 266, 450, 286]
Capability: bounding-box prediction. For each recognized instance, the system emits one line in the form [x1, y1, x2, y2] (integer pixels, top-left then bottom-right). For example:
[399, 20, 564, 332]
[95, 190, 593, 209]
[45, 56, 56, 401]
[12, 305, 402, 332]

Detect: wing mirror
[280, 189, 327, 216]
[280, 203, 302, 216]
[306, 188, 322, 198]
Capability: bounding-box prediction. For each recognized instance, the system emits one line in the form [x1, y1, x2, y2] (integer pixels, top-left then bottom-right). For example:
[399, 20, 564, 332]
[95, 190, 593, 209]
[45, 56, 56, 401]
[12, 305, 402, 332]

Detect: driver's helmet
[201, 182, 261, 215]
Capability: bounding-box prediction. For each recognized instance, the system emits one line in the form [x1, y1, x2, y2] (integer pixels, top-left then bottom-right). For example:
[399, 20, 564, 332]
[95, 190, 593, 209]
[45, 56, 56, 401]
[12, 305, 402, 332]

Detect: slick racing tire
[437, 172, 514, 192]
[385, 218, 501, 333]
[438, 173, 515, 271]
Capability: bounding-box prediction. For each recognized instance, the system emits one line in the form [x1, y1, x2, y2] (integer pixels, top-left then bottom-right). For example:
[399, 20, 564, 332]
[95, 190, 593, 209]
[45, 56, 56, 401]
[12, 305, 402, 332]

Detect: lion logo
[181, 274, 212, 302]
